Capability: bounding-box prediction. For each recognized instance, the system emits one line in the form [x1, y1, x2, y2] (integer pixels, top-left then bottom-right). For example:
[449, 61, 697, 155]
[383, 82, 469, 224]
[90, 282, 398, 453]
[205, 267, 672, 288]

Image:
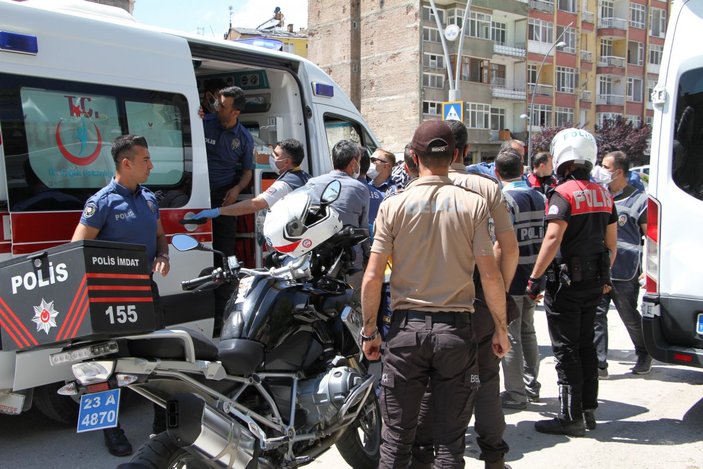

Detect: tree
[530, 116, 651, 166]
[594, 116, 651, 166]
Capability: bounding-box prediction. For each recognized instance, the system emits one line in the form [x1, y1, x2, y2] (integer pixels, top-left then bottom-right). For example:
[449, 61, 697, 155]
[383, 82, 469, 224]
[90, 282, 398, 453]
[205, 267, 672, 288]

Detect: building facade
[308, 0, 669, 161]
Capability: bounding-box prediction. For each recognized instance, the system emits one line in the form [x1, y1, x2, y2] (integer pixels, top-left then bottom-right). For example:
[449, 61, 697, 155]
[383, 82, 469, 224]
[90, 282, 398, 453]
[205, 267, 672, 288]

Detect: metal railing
[598, 56, 626, 68]
[493, 43, 527, 58]
[598, 17, 628, 30]
[582, 11, 595, 23]
[529, 0, 554, 12]
[580, 50, 593, 62]
[580, 90, 592, 101]
[528, 83, 554, 97]
[491, 84, 527, 100]
[596, 94, 625, 105]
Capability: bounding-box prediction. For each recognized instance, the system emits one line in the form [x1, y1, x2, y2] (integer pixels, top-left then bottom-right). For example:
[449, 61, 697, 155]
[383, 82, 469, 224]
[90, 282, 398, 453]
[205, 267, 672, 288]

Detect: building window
[467, 11, 492, 40]
[423, 72, 445, 89]
[459, 56, 490, 83]
[528, 18, 554, 44]
[528, 64, 538, 84]
[555, 107, 574, 127]
[422, 27, 441, 43]
[649, 44, 663, 65]
[490, 107, 506, 131]
[647, 79, 657, 102]
[599, 75, 614, 95]
[600, 38, 613, 57]
[650, 8, 667, 38]
[599, 0, 614, 19]
[491, 21, 506, 45]
[557, 26, 576, 53]
[423, 53, 444, 70]
[422, 5, 445, 25]
[629, 3, 646, 29]
[627, 77, 643, 102]
[532, 104, 552, 127]
[422, 101, 442, 116]
[556, 67, 576, 93]
[597, 112, 622, 127]
[558, 0, 576, 13]
[627, 41, 644, 66]
[627, 115, 642, 126]
[466, 102, 490, 129]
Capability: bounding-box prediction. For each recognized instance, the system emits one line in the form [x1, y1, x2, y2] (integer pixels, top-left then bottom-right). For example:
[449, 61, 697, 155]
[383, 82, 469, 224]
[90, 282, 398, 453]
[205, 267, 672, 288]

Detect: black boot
[103, 425, 133, 457]
[583, 409, 597, 430]
[534, 417, 585, 437]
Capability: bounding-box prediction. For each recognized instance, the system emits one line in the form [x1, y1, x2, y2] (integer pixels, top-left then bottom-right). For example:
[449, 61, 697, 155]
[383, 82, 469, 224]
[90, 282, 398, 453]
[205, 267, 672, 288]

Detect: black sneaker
[583, 410, 597, 430]
[632, 355, 653, 375]
[534, 417, 586, 437]
[500, 392, 527, 410]
[103, 426, 133, 457]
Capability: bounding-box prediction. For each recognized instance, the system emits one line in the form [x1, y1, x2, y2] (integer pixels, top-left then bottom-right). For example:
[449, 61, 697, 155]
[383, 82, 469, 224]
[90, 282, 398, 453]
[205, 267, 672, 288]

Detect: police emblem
[32, 299, 60, 335]
[147, 200, 157, 214]
[548, 205, 559, 215]
[83, 203, 97, 218]
[618, 213, 627, 226]
[231, 137, 241, 150]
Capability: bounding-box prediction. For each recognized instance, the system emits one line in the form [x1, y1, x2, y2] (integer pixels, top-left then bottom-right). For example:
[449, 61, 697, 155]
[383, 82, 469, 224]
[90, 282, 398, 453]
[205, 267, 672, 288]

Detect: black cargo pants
[379, 311, 476, 469]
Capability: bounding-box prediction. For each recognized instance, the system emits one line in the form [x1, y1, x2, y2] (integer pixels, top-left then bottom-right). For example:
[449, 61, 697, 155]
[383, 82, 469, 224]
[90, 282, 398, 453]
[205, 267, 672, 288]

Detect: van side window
[323, 115, 378, 158]
[673, 69, 703, 200]
[0, 73, 192, 211]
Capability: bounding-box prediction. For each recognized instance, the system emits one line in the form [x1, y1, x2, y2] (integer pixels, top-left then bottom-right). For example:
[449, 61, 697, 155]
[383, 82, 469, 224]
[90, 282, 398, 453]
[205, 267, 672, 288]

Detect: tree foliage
[530, 116, 651, 166]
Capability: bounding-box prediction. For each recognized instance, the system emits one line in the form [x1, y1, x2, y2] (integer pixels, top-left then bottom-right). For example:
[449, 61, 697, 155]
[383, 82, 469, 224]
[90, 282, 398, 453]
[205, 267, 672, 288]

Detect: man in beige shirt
[361, 120, 509, 468]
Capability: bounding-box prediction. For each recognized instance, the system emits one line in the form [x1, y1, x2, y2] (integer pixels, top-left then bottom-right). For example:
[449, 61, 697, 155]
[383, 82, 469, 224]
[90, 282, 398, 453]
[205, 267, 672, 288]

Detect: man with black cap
[361, 120, 509, 468]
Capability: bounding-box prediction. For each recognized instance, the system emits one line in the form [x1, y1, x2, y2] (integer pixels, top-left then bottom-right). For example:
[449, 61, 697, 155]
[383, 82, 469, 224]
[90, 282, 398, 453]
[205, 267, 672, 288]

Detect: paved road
[2, 299, 702, 469]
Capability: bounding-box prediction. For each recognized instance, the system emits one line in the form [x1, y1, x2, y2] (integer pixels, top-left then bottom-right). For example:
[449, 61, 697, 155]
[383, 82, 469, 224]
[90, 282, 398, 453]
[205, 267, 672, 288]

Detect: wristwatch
[360, 328, 379, 342]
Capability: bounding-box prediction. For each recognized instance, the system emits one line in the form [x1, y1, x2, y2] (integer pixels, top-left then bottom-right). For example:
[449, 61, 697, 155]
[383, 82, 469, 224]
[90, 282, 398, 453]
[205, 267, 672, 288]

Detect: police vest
[611, 187, 647, 281]
[278, 168, 310, 190]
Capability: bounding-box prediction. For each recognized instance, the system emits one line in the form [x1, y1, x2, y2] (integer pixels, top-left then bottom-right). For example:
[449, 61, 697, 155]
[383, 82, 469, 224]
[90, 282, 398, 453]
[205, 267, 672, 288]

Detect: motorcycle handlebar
[181, 274, 214, 291]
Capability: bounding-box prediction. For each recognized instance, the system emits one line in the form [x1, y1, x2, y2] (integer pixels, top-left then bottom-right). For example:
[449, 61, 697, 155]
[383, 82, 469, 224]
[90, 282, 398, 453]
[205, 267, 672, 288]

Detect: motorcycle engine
[297, 365, 364, 430]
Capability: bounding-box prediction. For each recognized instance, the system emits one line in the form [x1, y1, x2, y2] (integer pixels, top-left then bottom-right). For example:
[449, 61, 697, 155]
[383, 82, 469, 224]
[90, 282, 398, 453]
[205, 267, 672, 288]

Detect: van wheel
[32, 382, 79, 426]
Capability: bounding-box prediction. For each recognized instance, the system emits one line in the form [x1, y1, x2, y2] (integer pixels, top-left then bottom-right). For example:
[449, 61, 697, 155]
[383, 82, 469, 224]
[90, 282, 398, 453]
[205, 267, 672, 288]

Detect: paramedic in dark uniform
[72, 134, 170, 457]
[203, 85, 254, 318]
[361, 120, 509, 468]
[526, 128, 617, 437]
[190, 138, 309, 219]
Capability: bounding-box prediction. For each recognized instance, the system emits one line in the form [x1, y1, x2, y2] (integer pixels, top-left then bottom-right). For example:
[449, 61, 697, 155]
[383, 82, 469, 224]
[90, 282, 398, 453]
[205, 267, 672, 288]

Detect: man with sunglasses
[367, 149, 397, 233]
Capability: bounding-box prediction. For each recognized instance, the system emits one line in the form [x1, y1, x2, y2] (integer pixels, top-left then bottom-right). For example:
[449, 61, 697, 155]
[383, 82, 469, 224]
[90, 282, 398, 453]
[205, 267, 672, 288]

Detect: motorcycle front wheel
[335, 392, 382, 469]
[128, 432, 215, 469]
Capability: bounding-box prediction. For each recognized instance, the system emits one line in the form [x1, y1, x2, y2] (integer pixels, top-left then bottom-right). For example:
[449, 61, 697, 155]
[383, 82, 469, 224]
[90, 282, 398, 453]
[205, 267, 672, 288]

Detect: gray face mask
[367, 166, 379, 180]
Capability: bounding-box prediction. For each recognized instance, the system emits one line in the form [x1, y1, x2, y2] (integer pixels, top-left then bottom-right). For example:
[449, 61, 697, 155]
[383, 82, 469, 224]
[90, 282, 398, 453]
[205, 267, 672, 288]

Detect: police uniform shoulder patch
[83, 202, 97, 218]
[548, 205, 559, 215]
[147, 200, 157, 215]
[618, 213, 627, 226]
[231, 137, 241, 150]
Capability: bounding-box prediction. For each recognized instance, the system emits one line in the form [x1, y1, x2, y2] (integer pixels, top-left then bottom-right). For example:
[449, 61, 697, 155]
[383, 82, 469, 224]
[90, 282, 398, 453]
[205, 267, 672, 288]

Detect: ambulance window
[673, 68, 703, 200]
[323, 115, 377, 158]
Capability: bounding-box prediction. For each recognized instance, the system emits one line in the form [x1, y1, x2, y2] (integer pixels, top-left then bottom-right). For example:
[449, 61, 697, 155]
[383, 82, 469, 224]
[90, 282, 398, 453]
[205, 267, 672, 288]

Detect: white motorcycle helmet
[550, 128, 598, 176]
[263, 181, 343, 258]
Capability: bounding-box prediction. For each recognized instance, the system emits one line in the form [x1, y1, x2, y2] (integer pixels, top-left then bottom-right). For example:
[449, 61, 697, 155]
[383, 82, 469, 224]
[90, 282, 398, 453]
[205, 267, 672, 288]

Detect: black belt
[394, 310, 471, 325]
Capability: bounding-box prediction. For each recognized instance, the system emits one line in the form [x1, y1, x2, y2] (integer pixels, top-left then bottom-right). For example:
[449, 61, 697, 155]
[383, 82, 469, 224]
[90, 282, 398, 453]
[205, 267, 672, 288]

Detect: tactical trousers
[544, 279, 603, 415]
[594, 276, 648, 368]
[380, 314, 476, 469]
[502, 295, 541, 402]
[210, 186, 237, 326]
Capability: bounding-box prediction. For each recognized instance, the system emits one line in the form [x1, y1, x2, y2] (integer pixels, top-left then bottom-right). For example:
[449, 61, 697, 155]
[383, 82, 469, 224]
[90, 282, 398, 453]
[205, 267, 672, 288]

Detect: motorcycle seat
[126, 327, 219, 362]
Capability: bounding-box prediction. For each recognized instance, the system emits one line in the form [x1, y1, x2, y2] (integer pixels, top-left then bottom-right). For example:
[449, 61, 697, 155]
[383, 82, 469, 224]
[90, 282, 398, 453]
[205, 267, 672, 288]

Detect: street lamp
[527, 22, 573, 168]
[429, 0, 472, 102]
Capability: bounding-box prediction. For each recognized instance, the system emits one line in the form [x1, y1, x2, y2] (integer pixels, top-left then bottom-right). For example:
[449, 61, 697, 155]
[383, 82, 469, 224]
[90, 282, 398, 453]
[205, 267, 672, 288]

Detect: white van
[0, 0, 379, 419]
[642, 0, 703, 369]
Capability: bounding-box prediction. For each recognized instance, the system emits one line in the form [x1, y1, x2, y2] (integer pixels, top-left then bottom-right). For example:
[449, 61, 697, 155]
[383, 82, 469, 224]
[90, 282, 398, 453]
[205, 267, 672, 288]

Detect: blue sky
[132, 0, 308, 38]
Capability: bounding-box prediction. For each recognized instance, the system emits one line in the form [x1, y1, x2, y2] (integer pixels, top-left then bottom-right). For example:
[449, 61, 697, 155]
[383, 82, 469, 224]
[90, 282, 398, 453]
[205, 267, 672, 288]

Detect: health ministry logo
[55, 95, 103, 166]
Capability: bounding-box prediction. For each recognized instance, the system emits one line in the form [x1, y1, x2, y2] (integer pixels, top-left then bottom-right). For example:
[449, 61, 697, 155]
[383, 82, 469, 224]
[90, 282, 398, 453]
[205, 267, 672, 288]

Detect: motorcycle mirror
[320, 179, 341, 205]
[171, 234, 201, 252]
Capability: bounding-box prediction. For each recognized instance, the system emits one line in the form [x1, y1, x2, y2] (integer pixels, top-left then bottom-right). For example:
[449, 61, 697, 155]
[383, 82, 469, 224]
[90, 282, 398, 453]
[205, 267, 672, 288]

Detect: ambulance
[642, 0, 703, 369]
[0, 0, 379, 419]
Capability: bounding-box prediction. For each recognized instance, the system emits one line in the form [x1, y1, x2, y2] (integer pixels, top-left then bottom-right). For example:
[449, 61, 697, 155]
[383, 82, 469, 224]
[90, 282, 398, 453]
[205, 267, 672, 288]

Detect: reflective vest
[611, 186, 647, 281]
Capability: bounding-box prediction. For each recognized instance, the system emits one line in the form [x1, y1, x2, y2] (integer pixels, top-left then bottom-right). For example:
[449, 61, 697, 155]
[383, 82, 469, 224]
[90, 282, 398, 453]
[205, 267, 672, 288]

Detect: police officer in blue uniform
[527, 128, 618, 437]
[72, 134, 170, 457]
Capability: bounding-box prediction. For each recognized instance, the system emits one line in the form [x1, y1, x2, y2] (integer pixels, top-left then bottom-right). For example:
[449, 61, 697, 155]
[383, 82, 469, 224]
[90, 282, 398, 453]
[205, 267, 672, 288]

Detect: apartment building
[309, 0, 670, 160]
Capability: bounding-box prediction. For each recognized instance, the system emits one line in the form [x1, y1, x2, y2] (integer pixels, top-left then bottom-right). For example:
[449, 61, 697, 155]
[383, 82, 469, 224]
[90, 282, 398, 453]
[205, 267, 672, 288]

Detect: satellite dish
[444, 24, 460, 41]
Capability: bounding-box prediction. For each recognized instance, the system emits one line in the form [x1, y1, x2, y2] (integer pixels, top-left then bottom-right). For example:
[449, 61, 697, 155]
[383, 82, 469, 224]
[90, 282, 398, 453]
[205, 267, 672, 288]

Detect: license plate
[77, 388, 120, 433]
[697, 313, 703, 335]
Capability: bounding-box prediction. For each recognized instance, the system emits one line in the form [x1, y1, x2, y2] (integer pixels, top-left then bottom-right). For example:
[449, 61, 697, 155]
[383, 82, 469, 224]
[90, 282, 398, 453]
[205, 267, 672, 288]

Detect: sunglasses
[370, 157, 389, 164]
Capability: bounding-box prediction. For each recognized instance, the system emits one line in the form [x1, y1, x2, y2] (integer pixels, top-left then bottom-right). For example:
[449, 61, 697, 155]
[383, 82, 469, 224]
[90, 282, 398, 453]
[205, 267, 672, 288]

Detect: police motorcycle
[52, 180, 381, 468]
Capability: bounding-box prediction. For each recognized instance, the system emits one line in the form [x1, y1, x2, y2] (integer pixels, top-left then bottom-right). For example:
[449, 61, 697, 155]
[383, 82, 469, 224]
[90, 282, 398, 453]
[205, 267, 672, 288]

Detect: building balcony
[529, 0, 553, 13]
[598, 17, 628, 30]
[648, 62, 661, 74]
[580, 90, 592, 101]
[598, 56, 626, 68]
[493, 42, 527, 58]
[596, 94, 625, 105]
[580, 50, 593, 62]
[528, 83, 554, 97]
[582, 11, 595, 23]
[491, 81, 527, 100]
